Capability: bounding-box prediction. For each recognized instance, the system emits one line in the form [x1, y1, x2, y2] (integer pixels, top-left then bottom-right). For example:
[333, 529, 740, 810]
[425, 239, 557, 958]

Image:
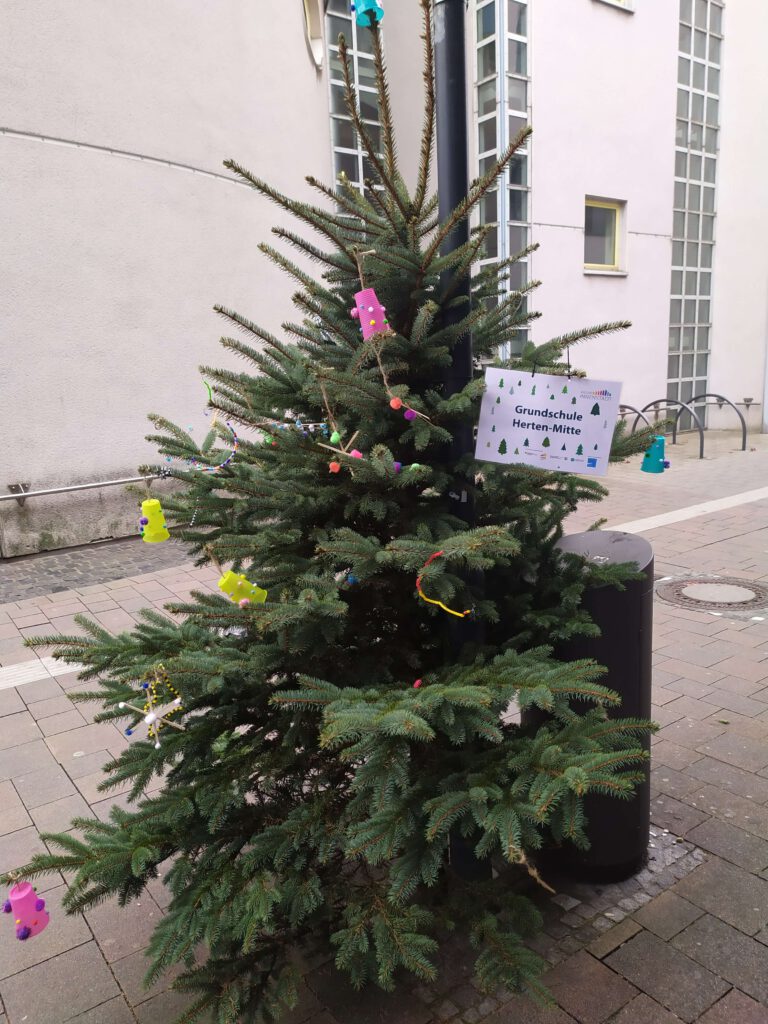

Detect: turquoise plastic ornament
[641, 435, 670, 474]
[352, 0, 384, 28]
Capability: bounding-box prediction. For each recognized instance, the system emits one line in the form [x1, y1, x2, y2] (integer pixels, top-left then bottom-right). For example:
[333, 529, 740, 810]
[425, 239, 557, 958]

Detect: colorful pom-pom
[330, 430, 342, 445]
[329, 461, 342, 474]
[350, 307, 360, 319]
[389, 397, 403, 410]
[403, 409, 417, 421]
[350, 450, 363, 459]
[139, 517, 149, 526]
[16, 925, 31, 941]
[35, 899, 45, 912]
[413, 679, 423, 689]
[2, 901, 11, 914]
[393, 462, 402, 473]
[239, 598, 251, 608]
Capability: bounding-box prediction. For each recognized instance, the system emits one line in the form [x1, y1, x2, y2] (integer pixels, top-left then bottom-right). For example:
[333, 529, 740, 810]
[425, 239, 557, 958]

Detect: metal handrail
[0, 475, 162, 506]
[632, 399, 705, 459]
[671, 392, 747, 452]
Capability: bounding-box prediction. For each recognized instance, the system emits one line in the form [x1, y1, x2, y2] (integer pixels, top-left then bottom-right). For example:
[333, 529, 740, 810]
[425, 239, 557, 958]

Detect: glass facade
[325, 0, 382, 189]
[668, 0, 723, 428]
[474, 0, 531, 356]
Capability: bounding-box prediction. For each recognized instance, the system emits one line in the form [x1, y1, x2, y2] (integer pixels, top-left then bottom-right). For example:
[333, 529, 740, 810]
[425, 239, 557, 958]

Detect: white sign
[475, 369, 622, 477]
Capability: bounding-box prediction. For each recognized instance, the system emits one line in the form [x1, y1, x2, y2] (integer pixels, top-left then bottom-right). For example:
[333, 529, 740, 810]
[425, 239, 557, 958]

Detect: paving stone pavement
[0, 433, 768, 1021]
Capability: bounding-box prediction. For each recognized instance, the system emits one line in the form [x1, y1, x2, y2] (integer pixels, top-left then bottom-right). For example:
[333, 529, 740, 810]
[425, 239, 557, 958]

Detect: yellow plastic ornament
[140, 499, 170, 543]
[218, 571, 267, 605]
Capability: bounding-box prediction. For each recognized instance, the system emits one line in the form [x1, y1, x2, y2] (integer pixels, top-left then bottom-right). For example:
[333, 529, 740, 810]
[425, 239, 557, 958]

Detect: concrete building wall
[708, 0, 768, 433]
[0, 0, 424, 555]
[528, 0, 679, 411]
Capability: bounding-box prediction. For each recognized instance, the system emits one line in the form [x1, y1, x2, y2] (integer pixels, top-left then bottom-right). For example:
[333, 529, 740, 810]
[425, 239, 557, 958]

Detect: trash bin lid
[556, 531, 653, 573]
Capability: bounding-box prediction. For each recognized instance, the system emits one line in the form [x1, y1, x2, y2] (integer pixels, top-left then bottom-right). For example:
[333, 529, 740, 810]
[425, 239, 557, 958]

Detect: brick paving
[0, 433, 767, 1021]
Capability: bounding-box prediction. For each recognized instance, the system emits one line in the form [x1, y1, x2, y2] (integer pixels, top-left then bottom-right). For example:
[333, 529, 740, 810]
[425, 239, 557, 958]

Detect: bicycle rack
[631, 399, 706, 459]
[671, 392, 747, 452]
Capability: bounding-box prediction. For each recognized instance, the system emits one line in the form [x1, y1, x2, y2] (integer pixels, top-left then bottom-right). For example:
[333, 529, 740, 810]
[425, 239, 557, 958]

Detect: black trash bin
[524, 531, 654, 881]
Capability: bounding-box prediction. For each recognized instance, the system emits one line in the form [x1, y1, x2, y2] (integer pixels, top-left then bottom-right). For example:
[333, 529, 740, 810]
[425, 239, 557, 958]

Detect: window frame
[584, 198, 623, 272]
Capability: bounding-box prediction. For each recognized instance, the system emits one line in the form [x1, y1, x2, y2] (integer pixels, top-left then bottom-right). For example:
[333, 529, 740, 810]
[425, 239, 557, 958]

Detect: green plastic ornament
[330, 430, 341, 445]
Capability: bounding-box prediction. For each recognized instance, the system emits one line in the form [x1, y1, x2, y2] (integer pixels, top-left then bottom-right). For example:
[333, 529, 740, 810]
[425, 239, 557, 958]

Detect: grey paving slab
[67, 996, 137, 1024]
[0, 689, 24, 717]
[605, 931, 729, 1023]
[631, 892, 704, 941]
[672, 913, 768, 1005]
[649, 794, 709, 837]
[38, 708, 88, 736]
[110, 946, 183, 1007]
[0, 884, 92, 982]
[29, 792, 92, 833]
[697, 989, 768, 1024]
[484, 998, 577, 1023]
[133, 988, 213, 1023]
[0, 941, 118, 1024]
[18, 677, 64, 703]
[12, 763, 77, 807]
[0, 711, 42, 751]
[45, 721, 126, 763]
[66, 749, 113, 779]
[682, 783, 768, 839]
[541, 951, 636, 1023]
[25, 694, 77, 721]
[609, 993, 683, 1024]
[586, 919, 641, 960]
[671, 857, 768, 935]
[685, 754, 768, 801]
[85, 894, 163, 964]
[686, 817, 768, 872]
[0, 780, 32, 836]
[0, 824, 48, 875]
[696, 731, 768, 771]
[307, 963, 432, 1024]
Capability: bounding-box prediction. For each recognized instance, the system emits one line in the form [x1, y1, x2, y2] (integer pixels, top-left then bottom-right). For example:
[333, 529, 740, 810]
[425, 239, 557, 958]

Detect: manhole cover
[657, 576, 768, 612]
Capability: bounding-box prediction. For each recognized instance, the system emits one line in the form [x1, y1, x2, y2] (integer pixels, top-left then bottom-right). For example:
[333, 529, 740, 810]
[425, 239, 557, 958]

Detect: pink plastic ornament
[403, 409, 417, 421]
[389, 397, 403, 410]
[413, 679, 423, 689]
[4, 882, 49, 941]
[351, 288, 389, 339]
[350, 449, 363, 459]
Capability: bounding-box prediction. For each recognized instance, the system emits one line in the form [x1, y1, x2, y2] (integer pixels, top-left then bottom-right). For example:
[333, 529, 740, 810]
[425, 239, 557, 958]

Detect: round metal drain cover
[657, 576, 768, 612]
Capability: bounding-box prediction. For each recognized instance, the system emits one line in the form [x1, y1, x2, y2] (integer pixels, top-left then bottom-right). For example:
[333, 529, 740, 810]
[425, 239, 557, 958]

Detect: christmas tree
[13, 6, 653, 1022]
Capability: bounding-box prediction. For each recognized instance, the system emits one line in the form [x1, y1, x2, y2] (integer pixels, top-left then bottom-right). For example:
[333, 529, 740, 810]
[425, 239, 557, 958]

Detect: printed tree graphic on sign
[594, 444, 599, 451]
[550, 394, 555, 400]
[531, 385, 536, 396]
[591, 402, 601, 416]
[572, 397, 577, 405]
[498, 439, 507, 455]
[496, 396, 501, 405]
[561, 444, 567, 451]
[509, 387, 515, 395]
[514, 447, 520, 455]
[491, 425, 496, 433]
[562, 386, 568, 394]
[523, 438, 529, 447]
[498, 378, 504, 388]
[542, 436, 551, 449]
[576, 443, 584, 456]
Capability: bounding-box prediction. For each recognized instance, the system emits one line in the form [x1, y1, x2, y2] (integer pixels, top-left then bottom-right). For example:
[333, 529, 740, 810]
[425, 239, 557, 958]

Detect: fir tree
[11, 7, 654, 1023]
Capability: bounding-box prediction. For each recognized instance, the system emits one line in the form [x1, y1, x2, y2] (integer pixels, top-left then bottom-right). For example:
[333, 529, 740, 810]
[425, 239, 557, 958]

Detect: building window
[325, 0, 382, 189]
[472, 0, 531, 357]
[584, 199, 622, 271]
[668, 0, 723, 429]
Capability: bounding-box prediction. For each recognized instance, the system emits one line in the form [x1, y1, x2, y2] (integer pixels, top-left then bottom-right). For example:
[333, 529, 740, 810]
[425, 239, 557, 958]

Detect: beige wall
[0, 0, 424, 555]
[708, 0, 768, 433]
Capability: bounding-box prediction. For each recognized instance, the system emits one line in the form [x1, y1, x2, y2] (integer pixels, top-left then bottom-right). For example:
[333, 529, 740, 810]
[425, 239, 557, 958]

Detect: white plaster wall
[708, 0, 768, 432]
[528, 0, 678, 410]
[0, 0, 424, 555]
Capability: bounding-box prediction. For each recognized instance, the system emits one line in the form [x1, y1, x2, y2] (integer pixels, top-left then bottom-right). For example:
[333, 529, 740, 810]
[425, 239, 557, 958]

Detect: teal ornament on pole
[641, 435, 670, 474]
[352, 0, 384, 28]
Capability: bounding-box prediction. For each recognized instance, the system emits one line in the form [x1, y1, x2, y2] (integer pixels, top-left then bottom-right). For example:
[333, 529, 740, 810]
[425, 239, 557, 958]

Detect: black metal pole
[434, 0, 474, 473]
[434, 0, 489, 882]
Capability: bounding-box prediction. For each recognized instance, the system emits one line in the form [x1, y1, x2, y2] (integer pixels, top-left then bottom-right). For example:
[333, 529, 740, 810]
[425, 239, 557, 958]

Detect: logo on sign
[581, 388, 613, 400]
[587, 457, 598, 468]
